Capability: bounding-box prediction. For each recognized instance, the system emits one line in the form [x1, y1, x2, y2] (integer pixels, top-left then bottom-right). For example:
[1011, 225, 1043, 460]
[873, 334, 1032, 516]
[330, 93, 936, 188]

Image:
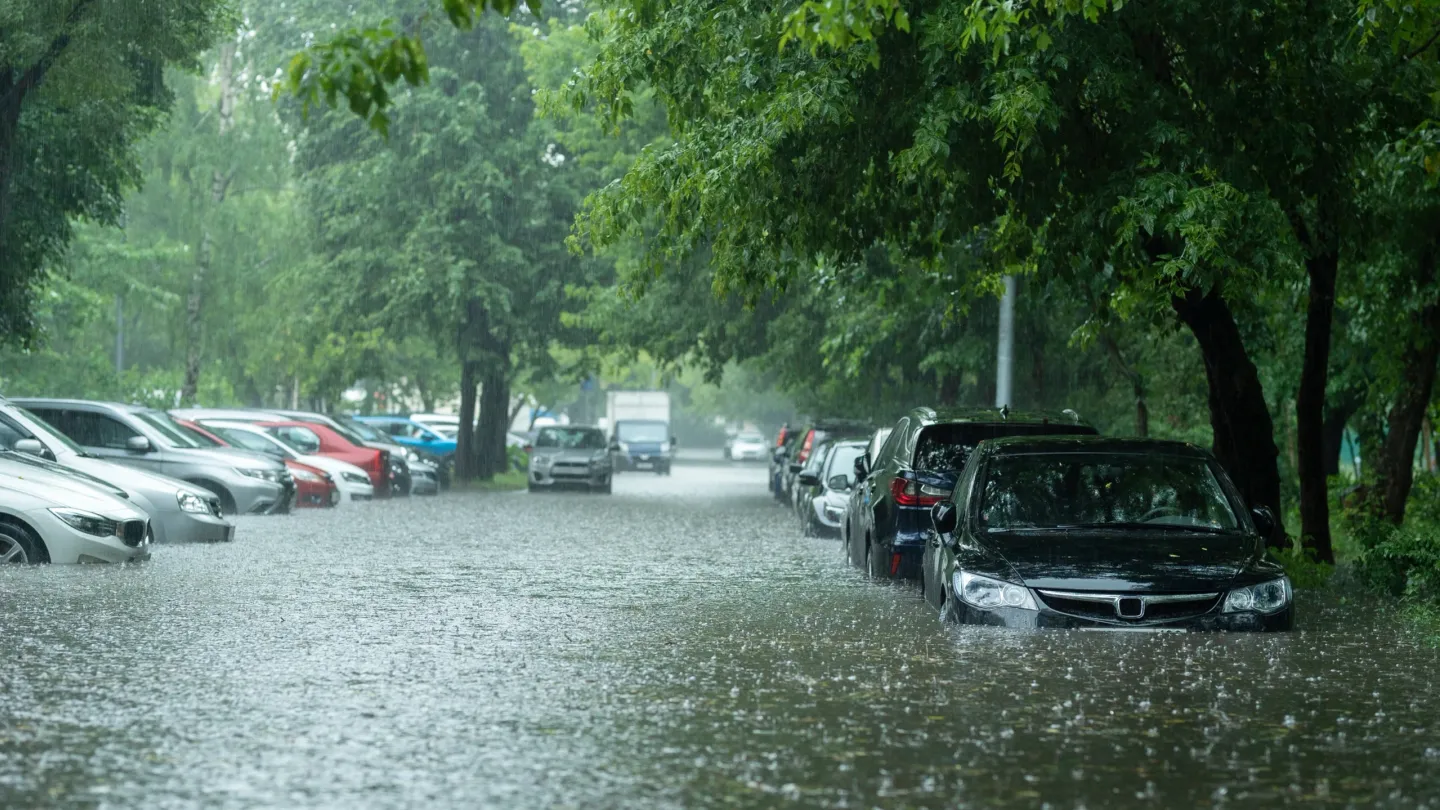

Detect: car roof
[979, 435, 1211, 458]
[910, 406, 1091, 428]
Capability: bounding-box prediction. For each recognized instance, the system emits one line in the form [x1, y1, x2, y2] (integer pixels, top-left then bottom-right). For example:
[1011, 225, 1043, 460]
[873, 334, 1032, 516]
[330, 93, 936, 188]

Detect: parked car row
[0, 398, 459, 565]
[773, 407, 1294, 632]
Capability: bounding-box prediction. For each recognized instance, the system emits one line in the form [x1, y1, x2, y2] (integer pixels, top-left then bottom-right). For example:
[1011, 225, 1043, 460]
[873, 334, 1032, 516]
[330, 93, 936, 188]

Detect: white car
[728, 432, 769, 461]
[0, 453, 152, 563]
[199, 421, 376, 503]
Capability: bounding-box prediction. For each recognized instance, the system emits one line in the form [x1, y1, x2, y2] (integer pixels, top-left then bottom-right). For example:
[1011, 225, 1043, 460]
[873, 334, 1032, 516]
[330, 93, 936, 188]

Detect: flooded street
[4, 459, 1440, 808]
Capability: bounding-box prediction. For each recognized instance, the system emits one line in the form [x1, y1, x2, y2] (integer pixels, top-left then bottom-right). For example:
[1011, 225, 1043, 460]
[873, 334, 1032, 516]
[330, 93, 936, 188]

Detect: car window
[0, 416, 32, 450]
[47, 410, 141, 450]
[270, 426, 324, 454]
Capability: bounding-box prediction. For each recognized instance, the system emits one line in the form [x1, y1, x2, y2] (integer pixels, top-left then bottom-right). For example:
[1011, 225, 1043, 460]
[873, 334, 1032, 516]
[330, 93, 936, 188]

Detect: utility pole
[995, 275, 1016, 408]
[114, 295, 124, 374]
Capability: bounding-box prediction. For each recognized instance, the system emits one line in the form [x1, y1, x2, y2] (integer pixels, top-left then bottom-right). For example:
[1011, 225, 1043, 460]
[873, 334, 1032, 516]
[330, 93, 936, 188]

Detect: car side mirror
[853, 456, 869, 481]
[13, 438, 46, 458]
[125, 435, 153, 453]
[828, 474, 851, 491]
[931, 500, 959, 535]
[1250, 505, 1276, 537]
[797, 472, 819, 486]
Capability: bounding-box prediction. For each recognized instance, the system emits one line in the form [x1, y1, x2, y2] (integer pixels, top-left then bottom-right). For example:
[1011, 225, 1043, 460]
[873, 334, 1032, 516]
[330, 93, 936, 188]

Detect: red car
[178, 420, 339, 509]
[258, 420, 392, 497]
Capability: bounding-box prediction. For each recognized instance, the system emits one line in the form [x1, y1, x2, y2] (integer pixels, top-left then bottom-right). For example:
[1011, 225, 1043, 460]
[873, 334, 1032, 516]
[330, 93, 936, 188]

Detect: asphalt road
[3, 457, 1440, 808]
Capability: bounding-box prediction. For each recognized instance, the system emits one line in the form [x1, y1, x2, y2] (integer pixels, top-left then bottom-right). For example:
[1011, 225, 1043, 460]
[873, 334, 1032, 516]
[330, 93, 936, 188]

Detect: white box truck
[604, 391, 674, 474]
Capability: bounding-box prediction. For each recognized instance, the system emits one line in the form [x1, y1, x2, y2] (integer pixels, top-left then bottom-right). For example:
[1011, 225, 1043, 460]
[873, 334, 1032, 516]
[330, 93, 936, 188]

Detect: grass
[449, 470, 529, 492]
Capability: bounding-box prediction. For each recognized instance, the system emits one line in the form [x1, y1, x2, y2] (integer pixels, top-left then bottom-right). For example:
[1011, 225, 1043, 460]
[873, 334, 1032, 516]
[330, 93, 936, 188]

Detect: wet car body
[17, 399, 293, 516]
[848, 408, 1097, 581]
[529, 426, 613, 493]
[0, 453, 152, 563]
[921, 436, 1294, 632]
[796, 440, 867, 537]
[0, 400, 232, 542]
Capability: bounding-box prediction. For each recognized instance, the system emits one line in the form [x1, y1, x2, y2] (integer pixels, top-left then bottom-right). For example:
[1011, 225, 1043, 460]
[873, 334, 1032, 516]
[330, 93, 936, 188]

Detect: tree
[0, 0, 224, 346]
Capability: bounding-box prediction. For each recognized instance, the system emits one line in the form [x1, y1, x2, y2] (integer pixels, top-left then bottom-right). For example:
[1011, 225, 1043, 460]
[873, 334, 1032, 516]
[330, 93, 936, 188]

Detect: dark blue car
[847, 407, 1097, 580]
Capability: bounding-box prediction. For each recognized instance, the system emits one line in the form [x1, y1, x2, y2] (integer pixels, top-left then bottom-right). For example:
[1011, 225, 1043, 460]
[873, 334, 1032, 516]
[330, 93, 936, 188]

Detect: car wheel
[0, 519, 47, 564]
[866, 538, 891, 580]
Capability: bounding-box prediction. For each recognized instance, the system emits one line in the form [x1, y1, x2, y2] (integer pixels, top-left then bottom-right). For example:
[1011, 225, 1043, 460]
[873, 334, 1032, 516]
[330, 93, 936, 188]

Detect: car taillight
[889, 475, 947, 507]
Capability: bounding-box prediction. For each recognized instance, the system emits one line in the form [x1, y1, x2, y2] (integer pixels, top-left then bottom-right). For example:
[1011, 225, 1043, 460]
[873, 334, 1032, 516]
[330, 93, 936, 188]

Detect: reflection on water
[2, 463, 1438, 808]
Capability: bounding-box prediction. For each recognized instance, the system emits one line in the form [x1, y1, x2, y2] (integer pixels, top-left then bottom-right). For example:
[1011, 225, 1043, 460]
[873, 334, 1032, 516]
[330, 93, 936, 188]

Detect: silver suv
[14, 399, 294, 515]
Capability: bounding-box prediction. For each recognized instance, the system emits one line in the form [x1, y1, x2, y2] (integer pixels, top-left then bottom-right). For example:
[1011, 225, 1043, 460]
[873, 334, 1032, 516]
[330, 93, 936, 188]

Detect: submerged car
[796, 440, 868, 537]
[0, 399, 232, 542]
[922, 436, 1293, 631]
[528, 426, 613, 493]
[16, 399, 294, 516]
[0, 453, 152, 563]
[849, 407, 1097, 580]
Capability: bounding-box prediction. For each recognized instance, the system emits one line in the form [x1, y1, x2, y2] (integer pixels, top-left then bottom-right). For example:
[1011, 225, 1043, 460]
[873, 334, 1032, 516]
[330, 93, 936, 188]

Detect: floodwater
[3, 458, 1440, 809]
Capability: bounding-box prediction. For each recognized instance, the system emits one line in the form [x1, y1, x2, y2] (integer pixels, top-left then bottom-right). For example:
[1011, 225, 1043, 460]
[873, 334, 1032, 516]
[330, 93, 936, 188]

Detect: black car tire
[0, 518, 47, 564]
[866, 537, 891, 580]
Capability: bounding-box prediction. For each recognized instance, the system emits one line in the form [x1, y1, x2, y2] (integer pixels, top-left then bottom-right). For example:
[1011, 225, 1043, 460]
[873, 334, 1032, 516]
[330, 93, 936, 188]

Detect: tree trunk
[1171, 286, 1286, 548]
[455, 360, 479, 482]
[1296, 252, 1339, 562]
[1373, 244, 1440, 524]
[180, 42, 237, 404]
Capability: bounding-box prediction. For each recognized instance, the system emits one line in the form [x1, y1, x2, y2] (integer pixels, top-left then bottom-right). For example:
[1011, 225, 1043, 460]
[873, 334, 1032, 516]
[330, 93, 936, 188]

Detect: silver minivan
[14, 399, 294, 515]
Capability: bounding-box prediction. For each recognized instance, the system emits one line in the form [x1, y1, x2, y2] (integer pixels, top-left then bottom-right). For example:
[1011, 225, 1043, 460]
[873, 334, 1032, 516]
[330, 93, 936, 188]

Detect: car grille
[1036, 590, 1220, 624]
[119, 519, 147, 548]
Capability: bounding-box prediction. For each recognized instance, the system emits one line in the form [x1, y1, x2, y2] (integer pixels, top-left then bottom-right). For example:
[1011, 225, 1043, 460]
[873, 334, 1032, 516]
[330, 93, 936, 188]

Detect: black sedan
[922, 436, 1293, 631]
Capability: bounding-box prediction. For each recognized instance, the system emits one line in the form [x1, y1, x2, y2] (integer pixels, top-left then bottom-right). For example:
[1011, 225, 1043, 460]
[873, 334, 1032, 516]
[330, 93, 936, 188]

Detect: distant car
[847, 408, 1097, 581]
[796, 440, 867, 537]
[16, 399, 294, 516]
[727, 431, 768, 461]
[188, 421, 368, 505]
[0, 453, 152, 563]
[922, 436, 1293, 631]
[528, 426, 613, 494]
[0, 400, 233, 542]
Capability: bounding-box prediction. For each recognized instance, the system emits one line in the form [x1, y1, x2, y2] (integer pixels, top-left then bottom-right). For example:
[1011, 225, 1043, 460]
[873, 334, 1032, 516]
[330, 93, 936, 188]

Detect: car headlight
[237, 467, 281, 484]
[49, 508, 119, 538]
[341, 471, 371, 485]
[176, 492, 211, 514]
[1223, 577, 1291, 614]
[290, 469, 323, 483]
[954, 570, 1037, 610]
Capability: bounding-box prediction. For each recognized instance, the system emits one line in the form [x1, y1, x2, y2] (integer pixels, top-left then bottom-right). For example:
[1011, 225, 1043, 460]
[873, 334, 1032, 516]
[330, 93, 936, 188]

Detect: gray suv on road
[14, 399, 294, 515]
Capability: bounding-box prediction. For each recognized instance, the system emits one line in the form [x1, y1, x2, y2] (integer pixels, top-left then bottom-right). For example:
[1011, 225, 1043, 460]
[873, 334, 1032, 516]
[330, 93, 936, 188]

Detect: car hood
[0, 457, 145, 519]
[989, 531, 1255, 593]
[167, 445, 284, 470]
[533, 448, 606, 462]
[67, 457, 214, 504]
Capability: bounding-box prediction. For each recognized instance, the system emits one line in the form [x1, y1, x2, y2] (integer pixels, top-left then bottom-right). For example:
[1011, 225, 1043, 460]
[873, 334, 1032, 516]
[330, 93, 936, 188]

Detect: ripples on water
[1, 462, 1438, 808]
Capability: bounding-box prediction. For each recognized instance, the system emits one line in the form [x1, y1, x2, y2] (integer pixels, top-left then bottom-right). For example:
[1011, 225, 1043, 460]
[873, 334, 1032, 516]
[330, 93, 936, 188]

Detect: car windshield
[136, 411, 205, 448]
[979, 453, 1241, 533]
[824, 445, 866, 481]
[16, 408, 85, 455]
[616, 422, 668, 443]
[212, 426, 287, 457]
[535, 427, 606, 449]
[914, 423, 1094, 473]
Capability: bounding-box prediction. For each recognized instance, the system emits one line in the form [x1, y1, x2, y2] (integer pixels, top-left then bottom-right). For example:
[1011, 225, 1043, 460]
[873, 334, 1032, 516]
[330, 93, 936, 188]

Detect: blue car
[353, 416, 458, 463]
